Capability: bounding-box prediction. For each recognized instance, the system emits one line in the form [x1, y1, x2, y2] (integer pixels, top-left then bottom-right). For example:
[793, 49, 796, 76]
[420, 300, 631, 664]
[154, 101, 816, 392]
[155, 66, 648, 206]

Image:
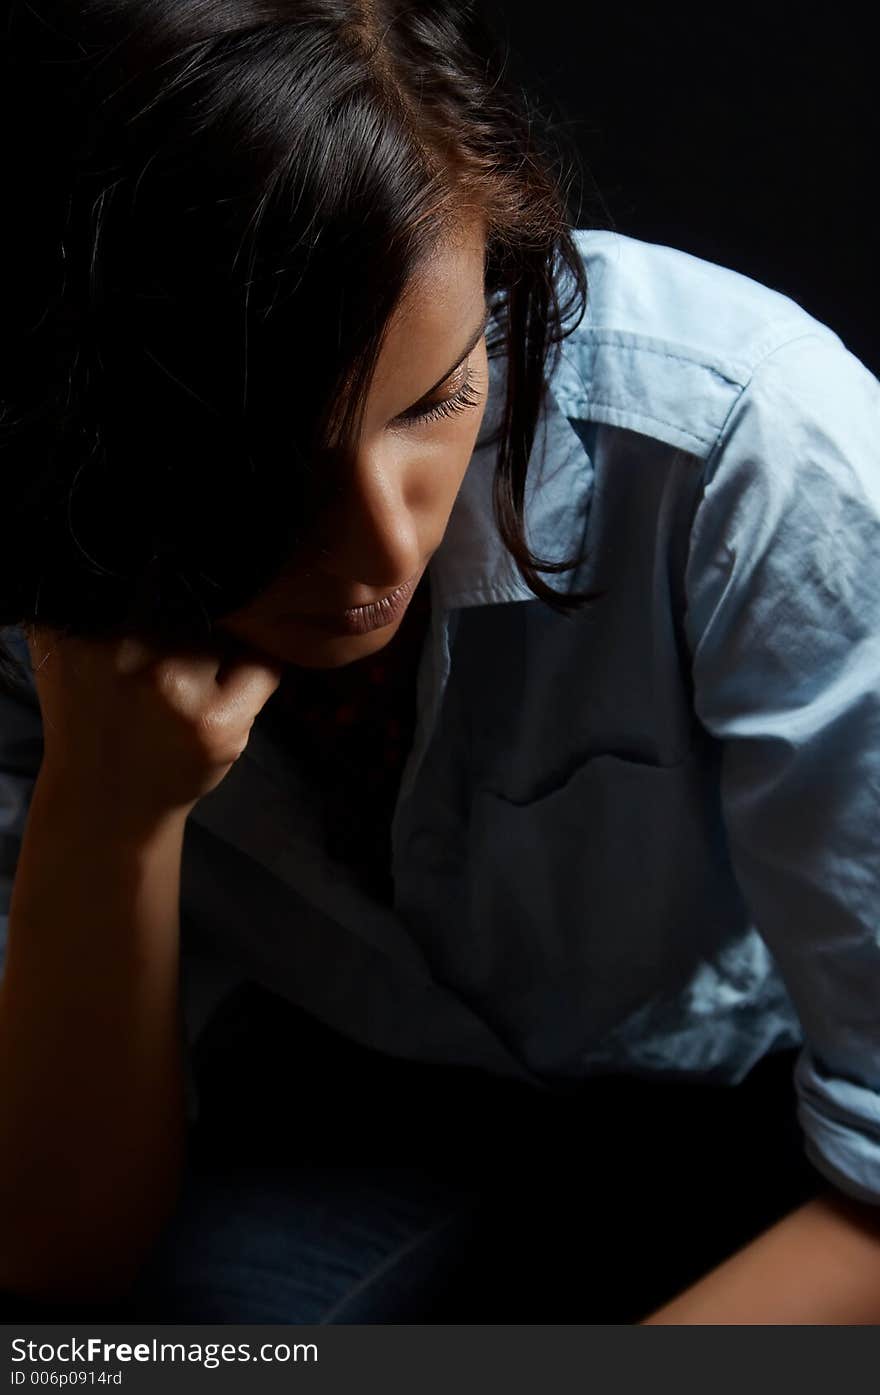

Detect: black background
[479, 2, 877, 377]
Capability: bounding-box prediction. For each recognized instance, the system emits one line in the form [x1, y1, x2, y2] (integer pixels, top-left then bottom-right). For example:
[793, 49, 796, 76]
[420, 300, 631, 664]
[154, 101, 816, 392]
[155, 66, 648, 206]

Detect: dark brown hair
[0, 0, 606, 693]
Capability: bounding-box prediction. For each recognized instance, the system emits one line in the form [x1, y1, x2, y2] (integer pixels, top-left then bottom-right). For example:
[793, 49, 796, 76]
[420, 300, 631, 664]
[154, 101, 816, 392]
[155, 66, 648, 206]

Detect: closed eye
[395, 363, 484, 427]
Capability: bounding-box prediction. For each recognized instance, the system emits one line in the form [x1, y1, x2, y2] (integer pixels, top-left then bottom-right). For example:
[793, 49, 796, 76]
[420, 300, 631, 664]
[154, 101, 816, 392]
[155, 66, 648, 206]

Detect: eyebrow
[403, 301, 492, 411]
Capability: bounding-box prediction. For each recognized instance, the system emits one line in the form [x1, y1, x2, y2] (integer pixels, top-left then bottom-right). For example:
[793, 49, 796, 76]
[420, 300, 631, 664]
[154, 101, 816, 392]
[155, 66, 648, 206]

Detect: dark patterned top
[259, 574, 433, 905]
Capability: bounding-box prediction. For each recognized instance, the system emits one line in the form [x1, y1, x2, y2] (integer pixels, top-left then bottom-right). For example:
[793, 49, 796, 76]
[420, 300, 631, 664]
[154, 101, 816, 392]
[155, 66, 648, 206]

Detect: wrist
[31, 761, 194, 847]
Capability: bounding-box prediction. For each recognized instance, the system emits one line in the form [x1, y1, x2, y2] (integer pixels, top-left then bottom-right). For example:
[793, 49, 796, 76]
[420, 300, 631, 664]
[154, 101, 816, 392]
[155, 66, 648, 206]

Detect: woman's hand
[23, 623, 284, 827]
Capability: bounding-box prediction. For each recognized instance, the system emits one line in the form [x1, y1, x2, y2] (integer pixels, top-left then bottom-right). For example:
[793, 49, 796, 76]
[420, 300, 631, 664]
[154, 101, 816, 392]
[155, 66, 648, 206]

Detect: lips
[286, 570, 421, 636]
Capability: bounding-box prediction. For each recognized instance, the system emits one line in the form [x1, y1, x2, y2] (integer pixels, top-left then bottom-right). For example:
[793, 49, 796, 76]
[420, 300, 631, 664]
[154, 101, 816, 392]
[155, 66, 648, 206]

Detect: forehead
[383, 222, 487, 350]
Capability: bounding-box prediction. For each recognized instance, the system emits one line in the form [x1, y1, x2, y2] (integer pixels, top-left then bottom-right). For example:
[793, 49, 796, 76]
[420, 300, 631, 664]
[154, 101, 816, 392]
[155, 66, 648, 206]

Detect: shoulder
[570, 228, 817, 354]
[547, 227, 847, 464]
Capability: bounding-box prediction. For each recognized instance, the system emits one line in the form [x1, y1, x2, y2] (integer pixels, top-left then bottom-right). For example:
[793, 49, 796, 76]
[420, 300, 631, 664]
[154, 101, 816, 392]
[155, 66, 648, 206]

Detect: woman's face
[219, 225, 491, 671]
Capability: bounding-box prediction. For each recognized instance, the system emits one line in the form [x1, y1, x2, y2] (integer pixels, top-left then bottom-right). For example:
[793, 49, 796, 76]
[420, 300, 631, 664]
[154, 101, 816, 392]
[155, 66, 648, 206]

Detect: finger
[216, 652, 285, 711]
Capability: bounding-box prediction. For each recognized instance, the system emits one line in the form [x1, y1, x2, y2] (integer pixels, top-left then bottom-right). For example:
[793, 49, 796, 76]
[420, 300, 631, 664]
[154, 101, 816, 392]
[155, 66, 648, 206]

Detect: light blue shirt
[2, 229, 879, 1207]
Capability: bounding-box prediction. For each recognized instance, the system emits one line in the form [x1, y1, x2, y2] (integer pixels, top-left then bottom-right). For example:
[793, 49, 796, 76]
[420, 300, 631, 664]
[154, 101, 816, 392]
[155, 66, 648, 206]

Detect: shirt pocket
[458, 744, 747, 1077]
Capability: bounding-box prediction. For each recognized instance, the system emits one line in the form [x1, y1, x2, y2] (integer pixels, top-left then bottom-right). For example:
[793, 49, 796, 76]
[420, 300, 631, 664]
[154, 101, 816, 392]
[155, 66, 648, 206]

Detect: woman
[1, 0, 879, 1324]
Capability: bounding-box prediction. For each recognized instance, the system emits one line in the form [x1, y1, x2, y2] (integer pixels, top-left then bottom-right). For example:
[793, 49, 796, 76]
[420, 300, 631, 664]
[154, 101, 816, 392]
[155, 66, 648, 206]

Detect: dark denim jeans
[0, 984, 823, 1324]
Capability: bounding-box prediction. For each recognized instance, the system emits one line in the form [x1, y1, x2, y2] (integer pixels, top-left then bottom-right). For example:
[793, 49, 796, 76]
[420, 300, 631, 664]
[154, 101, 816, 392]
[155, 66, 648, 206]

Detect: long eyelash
[402, 366, 484, 427]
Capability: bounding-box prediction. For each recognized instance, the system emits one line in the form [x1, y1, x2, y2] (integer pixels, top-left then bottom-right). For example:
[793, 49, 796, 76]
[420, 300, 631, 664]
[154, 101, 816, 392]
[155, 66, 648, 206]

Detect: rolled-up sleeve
[684, 329, 880, 1206]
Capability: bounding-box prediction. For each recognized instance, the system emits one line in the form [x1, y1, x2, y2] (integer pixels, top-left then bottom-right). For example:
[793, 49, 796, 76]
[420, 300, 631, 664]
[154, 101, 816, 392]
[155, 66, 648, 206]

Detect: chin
[245, 620, 401, 672]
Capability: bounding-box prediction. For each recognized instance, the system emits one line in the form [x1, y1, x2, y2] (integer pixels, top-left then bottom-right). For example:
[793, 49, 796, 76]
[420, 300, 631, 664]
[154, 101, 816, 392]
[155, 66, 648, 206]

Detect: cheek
[415, 423, 481, 513]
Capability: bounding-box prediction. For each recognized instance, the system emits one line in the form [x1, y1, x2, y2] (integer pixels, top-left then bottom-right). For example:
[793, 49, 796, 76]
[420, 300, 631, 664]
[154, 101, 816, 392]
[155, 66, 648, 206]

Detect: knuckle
[153, 662, 188, 704]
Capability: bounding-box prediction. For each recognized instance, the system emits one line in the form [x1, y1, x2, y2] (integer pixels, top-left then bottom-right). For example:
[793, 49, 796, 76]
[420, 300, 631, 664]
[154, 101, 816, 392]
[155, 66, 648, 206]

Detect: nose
[305, 445, 423, 592]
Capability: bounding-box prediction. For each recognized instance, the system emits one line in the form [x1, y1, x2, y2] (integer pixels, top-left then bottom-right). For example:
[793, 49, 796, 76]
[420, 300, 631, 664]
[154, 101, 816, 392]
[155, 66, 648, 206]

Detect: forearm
[0, 769, 189, 1303]
[640, 1189, 880, 1324]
